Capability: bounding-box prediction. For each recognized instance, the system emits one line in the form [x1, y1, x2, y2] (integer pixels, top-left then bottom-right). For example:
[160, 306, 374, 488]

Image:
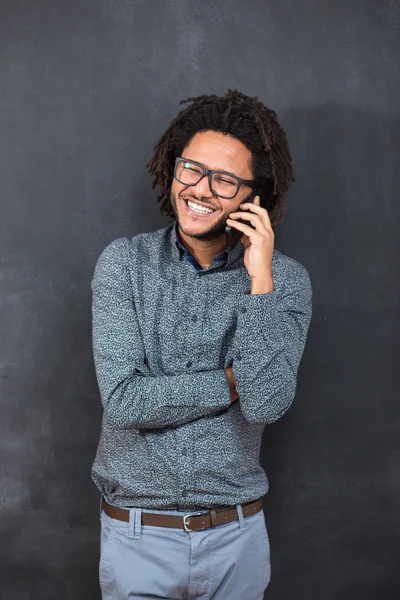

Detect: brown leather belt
[102, 497, 264, 532]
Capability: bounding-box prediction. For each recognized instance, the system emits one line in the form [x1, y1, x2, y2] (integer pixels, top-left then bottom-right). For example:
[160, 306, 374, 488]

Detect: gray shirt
[91, 221, 313, 509]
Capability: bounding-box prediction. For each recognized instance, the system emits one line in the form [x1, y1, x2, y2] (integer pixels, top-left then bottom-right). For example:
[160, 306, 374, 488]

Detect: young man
[91, 90, 313, 599]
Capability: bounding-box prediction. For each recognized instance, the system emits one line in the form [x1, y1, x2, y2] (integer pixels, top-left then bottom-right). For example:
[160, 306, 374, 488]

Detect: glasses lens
[175, 160, 203, 185]
[211, 172, 239, 198]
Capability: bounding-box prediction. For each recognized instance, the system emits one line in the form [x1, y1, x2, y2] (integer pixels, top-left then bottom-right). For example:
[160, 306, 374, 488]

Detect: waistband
[101, 496, 264, 532]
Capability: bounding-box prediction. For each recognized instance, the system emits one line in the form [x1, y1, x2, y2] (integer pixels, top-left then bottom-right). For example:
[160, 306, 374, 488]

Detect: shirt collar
[170, 220, 244, 270]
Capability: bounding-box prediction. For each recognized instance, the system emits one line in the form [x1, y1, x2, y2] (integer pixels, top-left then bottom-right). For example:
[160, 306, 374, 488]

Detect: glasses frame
[174, 157, 257, 199]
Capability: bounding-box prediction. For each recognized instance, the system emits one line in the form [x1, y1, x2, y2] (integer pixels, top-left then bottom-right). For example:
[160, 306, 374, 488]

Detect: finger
[239, 194, 261, 208]
[227, 211, 268, 233]
[226, 217, 266, 237]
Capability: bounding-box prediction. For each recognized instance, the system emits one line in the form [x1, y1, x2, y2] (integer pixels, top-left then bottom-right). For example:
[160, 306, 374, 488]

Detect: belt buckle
[183, 511, 203, 532]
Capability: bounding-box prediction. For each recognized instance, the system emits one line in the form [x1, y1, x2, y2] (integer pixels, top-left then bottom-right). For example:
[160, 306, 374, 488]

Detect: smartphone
[225, 190, 257, 249]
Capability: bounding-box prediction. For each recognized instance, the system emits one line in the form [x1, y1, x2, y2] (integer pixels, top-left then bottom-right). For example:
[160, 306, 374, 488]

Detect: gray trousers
[99, 495, 271, 599]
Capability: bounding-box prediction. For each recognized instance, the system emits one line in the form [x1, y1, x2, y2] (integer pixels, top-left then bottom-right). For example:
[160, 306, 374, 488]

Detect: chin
[180, 222, 227, 242]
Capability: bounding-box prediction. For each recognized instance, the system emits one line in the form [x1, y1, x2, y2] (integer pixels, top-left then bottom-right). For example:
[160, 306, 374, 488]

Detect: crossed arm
[92, 238, 312, 430]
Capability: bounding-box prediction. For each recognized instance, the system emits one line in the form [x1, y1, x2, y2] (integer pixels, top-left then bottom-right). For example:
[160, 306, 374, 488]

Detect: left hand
[226, 195, 274, 282]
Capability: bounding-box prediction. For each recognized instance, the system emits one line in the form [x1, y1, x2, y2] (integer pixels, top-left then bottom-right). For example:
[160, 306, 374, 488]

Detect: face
[170, 130, 255, 241]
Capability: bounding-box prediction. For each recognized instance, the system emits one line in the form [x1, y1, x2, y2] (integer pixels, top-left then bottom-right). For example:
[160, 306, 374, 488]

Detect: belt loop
[128, 508, 143, 539]
[236, 503, 246, 531]
[210, 509, 218, 528]
[128, 509, 135, 538]
[135, 508, 142, 539]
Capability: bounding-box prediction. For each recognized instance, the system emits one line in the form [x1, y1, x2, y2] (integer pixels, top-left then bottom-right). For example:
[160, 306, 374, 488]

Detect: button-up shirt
[91, 220, 313, 509]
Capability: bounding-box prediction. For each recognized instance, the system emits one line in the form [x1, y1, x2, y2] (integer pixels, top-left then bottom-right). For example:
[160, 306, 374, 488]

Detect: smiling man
[91, 90, 313, 599]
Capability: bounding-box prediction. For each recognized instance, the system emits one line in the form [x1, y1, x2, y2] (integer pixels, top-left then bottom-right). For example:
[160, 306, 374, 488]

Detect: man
[91, 89, 313, 599]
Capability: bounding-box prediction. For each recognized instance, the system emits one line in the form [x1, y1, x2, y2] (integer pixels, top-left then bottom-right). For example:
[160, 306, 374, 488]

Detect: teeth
[187, 200, 214, 214]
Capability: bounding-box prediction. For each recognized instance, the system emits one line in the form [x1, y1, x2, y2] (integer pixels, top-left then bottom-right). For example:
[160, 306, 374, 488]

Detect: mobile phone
[225, 190, 257, 249]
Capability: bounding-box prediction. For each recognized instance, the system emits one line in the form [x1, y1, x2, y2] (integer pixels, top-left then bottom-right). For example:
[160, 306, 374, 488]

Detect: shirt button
[236, 351, 241, 361]
[186, 360, 192, 368]
[182, 489, 188, 497]
[191, 314, 198, 322]
[240, 307, 247, 313]
[181, 448, 187, 456]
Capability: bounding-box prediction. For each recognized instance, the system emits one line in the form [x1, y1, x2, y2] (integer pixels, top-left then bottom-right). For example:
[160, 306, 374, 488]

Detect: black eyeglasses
[174, 157, 256, 199]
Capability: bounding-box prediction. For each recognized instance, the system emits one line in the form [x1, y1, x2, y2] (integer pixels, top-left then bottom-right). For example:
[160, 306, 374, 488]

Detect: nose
[191, 175, 214, 199]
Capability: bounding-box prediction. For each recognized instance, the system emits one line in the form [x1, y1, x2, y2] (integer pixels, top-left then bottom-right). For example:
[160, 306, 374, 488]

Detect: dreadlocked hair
[146, 89, 295, 226]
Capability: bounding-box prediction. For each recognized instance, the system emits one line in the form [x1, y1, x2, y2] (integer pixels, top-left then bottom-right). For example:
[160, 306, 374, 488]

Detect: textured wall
[0, 1, 399, 598]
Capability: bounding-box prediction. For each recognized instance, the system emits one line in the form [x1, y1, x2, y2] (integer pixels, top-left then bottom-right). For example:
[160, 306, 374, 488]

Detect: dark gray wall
[0, 1, 399, 598]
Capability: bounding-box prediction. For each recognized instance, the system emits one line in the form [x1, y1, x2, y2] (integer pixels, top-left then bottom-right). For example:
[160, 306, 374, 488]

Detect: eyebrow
[181, 156, 240, 177]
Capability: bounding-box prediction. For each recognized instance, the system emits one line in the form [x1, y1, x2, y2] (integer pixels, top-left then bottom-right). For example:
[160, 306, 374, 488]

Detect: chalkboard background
[0, 1, 399, 598]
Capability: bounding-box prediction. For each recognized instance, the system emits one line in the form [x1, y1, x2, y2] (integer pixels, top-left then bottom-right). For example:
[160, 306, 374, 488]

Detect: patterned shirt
[91, 220, 313, 510]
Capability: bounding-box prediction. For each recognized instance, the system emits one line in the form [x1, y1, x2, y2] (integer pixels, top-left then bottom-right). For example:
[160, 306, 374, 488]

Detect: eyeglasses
[174, 157, 256, 199]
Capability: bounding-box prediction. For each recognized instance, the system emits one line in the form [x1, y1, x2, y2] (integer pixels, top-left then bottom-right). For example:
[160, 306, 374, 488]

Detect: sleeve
[232, 258, 313, 425]
[91, 238, 232, 430]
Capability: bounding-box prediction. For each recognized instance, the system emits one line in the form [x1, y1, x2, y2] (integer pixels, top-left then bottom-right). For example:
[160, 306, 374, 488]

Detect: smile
[182, 198, 217, 217]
